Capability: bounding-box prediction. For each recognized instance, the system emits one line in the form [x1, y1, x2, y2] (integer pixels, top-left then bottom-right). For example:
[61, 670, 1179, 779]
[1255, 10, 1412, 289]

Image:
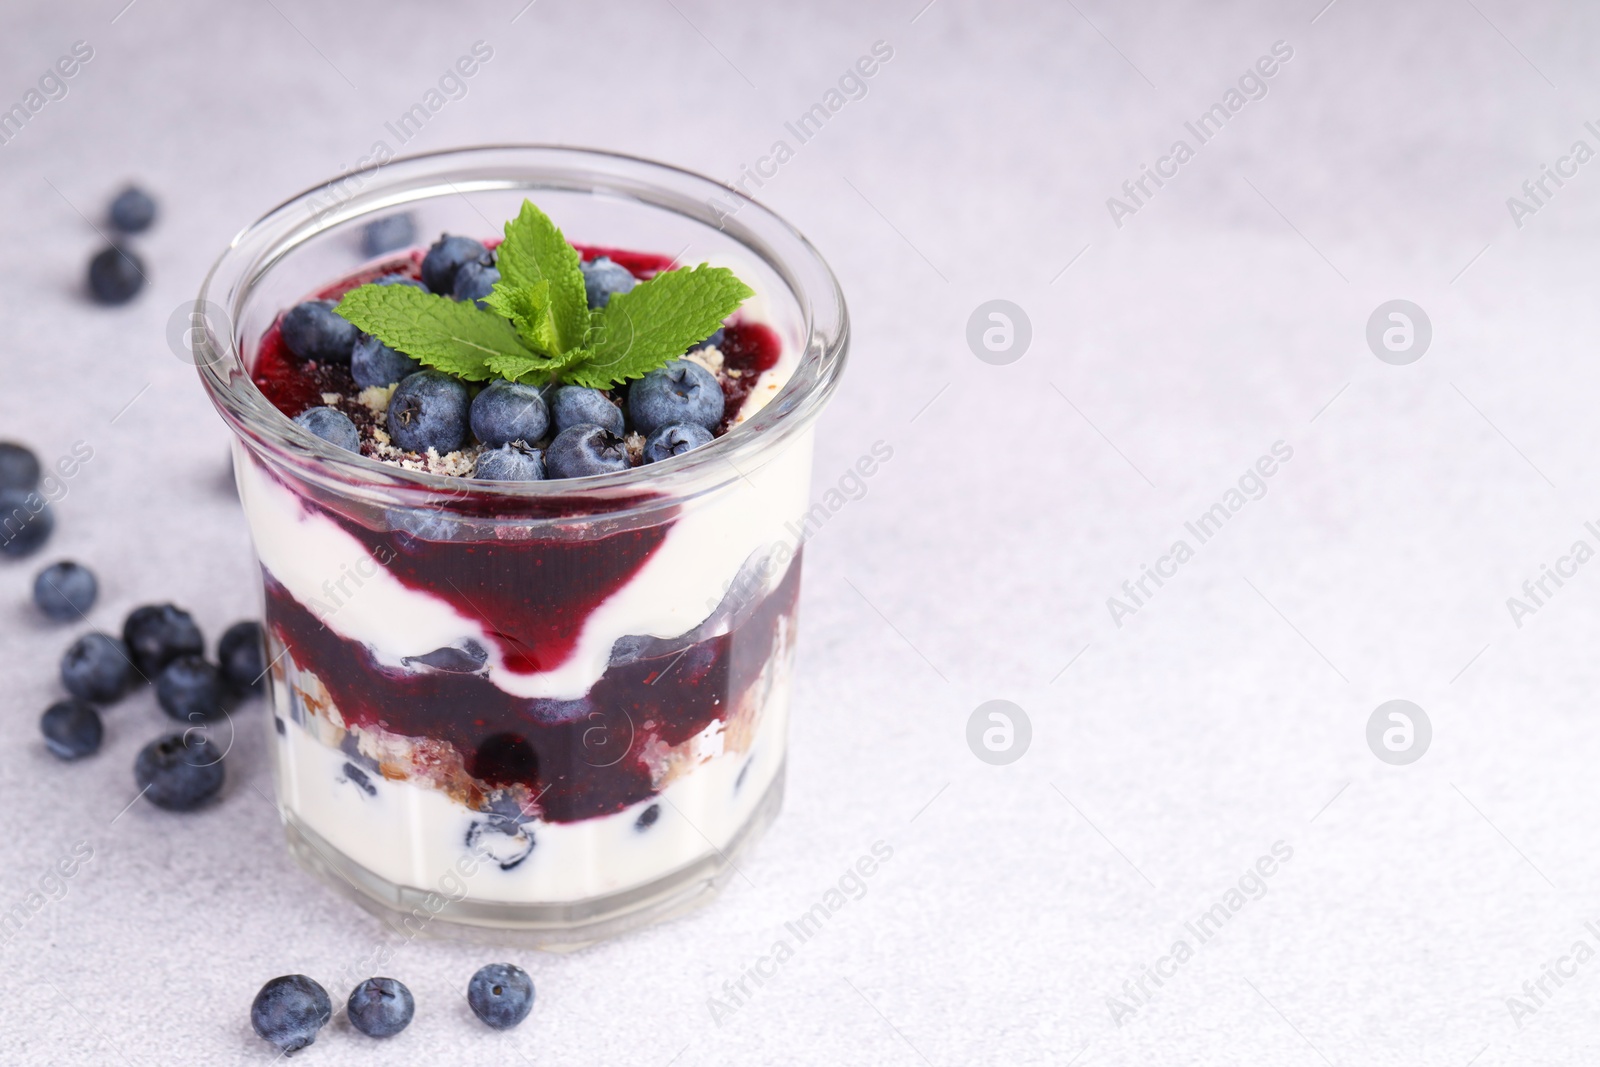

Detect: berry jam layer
[264, 547, 801, 824]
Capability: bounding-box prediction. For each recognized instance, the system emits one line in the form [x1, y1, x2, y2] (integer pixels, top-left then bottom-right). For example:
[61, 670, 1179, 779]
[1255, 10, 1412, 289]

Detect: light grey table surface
[3, 1, 1600, 1063]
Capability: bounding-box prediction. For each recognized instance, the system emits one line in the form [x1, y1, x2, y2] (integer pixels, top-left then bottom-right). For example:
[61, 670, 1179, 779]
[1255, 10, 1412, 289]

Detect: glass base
[280, 760, 785, 951]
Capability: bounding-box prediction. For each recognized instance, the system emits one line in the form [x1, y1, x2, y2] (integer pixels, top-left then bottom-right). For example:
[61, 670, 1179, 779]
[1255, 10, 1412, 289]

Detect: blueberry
[635, 803, 660, 831]
[420, 234, 491, 295]
[33, 561, 98, 619]
[549, 386, 624, 436]
[0, 442, 40, 491]
[375, 273, 426, 290]
[0, 488, 53, 558]
[280, 300, 359, 363]
[386, 505, 461, 544]
[251, 975, 332, 1054]
[473, 443, 545, 481]
[629, 359, 725, 435]
[403, 640, 487, 674]
[688, 327, 725, 353]
[87, 246, 145, 304]
[61, 633, 134, 702]
[156, 654, 232, 722]
[122, 603, 204, 677]
[347, 977, 414, 1038]
[292, 406, 361, 453]
[580, 256, 636, 309]
[467, 963, 534, 1030]
[351, 334, 420, 389]
[40, 699, 103, 760]
[361, 214, 415, 257]
[544, 425, 629, 479]
[643, 422, 714, 463]
[470, 380, 550, 447]
[452, 261, 500, 308]
[108, 186, 156, 232]
[465, 818, 534, 870]
[135, 732, 224, 811]
[387, 371, 470, 454]
[343, 762, 377, 796]
[218, 621, 266, 694]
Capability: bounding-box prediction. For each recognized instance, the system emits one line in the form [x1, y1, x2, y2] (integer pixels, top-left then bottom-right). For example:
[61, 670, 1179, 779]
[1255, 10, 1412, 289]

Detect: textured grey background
[2, 0, 1599, 1063]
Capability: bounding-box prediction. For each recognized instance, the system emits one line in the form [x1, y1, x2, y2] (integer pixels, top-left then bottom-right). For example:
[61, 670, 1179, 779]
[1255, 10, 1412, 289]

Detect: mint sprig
[333, 198, 753, 391]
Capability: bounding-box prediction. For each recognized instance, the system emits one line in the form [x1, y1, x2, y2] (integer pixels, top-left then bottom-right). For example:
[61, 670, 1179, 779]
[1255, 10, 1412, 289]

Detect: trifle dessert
[194, 148, 846, 944]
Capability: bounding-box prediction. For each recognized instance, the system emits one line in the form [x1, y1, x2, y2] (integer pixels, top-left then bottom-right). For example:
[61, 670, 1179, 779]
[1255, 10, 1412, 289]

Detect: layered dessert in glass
[193, 147, 846, 945]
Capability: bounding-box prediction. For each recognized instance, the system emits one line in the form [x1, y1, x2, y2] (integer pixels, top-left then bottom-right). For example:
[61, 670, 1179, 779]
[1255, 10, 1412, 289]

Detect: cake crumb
[358, 384, 397, 415]
[685, 344, 724, 376]
[320, 392, 342, 406]
[624, 431, 646, 466]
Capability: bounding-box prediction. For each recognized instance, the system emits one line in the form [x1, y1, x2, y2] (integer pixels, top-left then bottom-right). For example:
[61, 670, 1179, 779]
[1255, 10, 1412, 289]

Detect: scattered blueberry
[292, 406, 361, 453]
[0, 442, 40, 491]
[135, 732, 224, 811]
[452, 260, 500, 308]
[0, 488, 53, 557]
[108, 185, 157, 233]
[580, 256, 636, 309]
[361, 214, 416, 257]
[375, 273, 426, 290]
[347, 977, 414, 1038]
[251, 975, 333, 1054]
[387, 371, 470, 454]
[420, 234, 491, 295]
[87, 246, 145, 305]
[544, 425, 630, 479]
[40, 699, 103, 760]
[61, 633, 134, 702]
[629, 359, 725, 435]
[155, 654, 231, 722]
[643, 422, 714, 464]
[473, 443, 545, 481]
[280, 300, 359, 363]
[122, 603, 204, 677]
[549, 386, 624, 436]
[688, 327, 725, 353]
[33, 561, 98, 619]
[470, 380, 550, 447]
[635, 803, 660, 831]
[351, 334, 420, 389]
[467, 963, 535, 1030]
[218, 621, 266, 694]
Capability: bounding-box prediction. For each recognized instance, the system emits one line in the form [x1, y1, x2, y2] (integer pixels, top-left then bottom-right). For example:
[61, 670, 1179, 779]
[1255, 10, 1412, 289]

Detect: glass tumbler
[193, 146, 847, 946]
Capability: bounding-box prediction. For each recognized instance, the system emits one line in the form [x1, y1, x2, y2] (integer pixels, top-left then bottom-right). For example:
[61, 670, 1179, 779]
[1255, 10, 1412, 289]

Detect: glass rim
[193, 144, 848, 507]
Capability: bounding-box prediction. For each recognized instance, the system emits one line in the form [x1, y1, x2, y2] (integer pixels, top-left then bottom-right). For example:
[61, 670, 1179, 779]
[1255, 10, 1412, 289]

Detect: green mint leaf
[333, 283, 532, 382]
[482, 279, 560, 357]
[496, 200, 588, 354]
[565, 264, 753, 390]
